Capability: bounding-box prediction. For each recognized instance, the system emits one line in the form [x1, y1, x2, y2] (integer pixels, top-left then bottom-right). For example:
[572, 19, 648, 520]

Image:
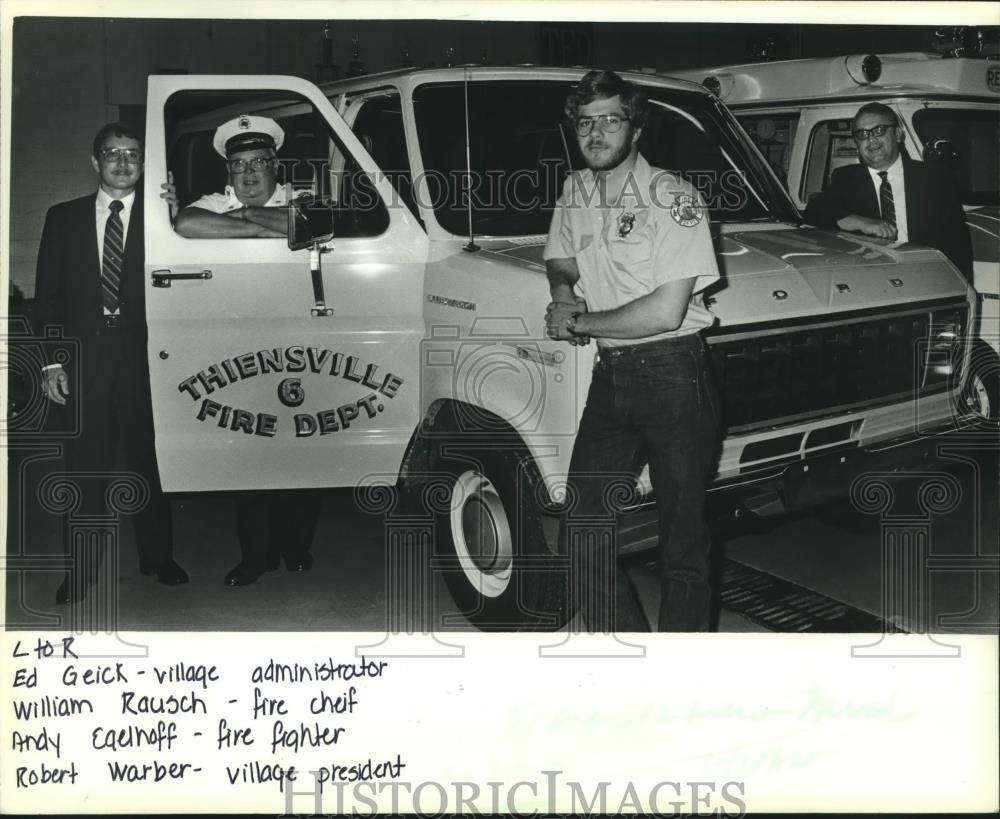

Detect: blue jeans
[562, 332, 720, 632]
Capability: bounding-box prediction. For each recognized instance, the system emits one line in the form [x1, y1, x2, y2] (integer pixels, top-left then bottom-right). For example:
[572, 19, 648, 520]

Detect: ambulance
[143, 67, 980, 629]
[669, 51, 1000, 420]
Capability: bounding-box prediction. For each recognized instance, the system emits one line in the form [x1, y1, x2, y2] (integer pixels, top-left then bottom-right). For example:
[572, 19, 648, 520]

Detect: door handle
[151, 269, 212, 288]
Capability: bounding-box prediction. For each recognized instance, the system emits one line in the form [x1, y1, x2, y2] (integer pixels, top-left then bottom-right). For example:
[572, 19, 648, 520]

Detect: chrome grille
[705, 301, 968, 431]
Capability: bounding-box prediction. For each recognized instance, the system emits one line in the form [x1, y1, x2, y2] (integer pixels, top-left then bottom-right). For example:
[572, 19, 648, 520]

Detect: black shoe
[224, 557, 280, 587]
[55, 574, 89, 605]
[285, 554, 313, 573]
[156, 560, 190, 586]
[140, 559, 190, 586]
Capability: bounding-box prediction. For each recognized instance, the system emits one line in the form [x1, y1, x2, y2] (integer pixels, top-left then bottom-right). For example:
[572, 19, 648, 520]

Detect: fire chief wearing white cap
[174, 114, 291, 239]
[171, 114, 322, 586]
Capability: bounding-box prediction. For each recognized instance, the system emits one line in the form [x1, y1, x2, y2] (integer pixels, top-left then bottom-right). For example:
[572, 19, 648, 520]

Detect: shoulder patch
[671, 193, 703, 227]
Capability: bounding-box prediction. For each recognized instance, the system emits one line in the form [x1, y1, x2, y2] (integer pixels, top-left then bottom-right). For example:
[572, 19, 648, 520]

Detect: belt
[597, 332, 703, 360]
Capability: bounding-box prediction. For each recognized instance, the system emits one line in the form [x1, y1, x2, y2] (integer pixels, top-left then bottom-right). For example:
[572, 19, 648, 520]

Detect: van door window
[166, 89, 389, 238]
[348, 93, 419, 222]
[738, 113, 799, 185]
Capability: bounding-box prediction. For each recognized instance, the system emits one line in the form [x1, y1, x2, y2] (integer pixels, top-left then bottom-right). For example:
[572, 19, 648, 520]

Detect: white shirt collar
[222, 184, 287, 208]
[579, 152, 651, 207]
[96, 187, 136, 212]
[866, 154, 903, 184]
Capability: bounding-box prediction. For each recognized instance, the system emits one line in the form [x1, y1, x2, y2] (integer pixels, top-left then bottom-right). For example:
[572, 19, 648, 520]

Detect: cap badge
[238, 114, 251, 130]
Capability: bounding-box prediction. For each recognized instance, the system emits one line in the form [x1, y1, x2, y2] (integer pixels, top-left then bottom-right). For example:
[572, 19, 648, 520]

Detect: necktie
[878, 171, 897, 236]
[102, 199, 124, 314]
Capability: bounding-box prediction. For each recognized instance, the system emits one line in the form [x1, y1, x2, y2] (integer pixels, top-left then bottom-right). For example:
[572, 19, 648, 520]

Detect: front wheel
[429, 443, 569, 632]
[963, 341, 1000, 425]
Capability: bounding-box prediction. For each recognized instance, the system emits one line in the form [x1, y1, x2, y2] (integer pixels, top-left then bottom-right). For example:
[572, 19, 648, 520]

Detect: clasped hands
[545, 299, 590, 346]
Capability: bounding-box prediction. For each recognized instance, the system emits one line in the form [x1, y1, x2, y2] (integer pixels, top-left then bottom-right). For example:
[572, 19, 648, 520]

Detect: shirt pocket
[608, 238, 652, 268]
[607, 210, 654, 267]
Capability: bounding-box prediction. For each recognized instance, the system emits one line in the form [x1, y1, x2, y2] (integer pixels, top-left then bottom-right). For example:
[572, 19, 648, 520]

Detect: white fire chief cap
[212, 114, 285, 158]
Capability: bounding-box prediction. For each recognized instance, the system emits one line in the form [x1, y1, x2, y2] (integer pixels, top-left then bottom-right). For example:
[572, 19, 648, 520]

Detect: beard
[582, 136, 633, 172]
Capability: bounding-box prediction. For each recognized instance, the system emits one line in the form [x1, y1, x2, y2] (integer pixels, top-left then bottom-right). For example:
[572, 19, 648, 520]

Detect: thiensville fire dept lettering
[176, 346, 405, 438]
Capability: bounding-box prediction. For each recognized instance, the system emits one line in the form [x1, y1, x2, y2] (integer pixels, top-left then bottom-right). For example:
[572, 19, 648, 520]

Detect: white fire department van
[144, 67, 979, 630]
[670, 52, 1000, 420]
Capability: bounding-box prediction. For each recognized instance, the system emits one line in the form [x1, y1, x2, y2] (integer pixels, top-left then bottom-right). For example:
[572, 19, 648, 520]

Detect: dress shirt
[865, 156, 908, 244]
[96, 188, 136, 316]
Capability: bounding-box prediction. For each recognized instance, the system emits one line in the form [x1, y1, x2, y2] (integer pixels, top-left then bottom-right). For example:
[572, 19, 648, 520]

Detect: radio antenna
[462, 69, 479, 253]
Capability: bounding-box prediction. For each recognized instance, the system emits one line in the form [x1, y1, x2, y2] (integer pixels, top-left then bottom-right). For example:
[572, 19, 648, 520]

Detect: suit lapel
[122, 194, 145, 319]
[853, 164, 880, 220]
[82, 192, 100, 279]
[77, 193, 102, 316]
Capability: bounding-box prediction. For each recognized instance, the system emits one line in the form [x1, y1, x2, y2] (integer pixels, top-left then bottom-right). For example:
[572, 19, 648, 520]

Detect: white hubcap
[449, 470, 513, 598]
[967, 373, 993, 420]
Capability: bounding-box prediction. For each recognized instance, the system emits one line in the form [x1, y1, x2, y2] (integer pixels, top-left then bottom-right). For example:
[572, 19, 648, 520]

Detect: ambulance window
[165, 89, 389, 238]
[738, 114, 799, 185]
[913, 107, 999, 206]
[802, 119, 857, 204]
[349, 94, 420, 222]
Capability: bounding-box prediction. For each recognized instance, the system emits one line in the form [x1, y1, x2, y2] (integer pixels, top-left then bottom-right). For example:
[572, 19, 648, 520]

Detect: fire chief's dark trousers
[235, 490, 322, 568]
[562, 332, 720, 632]
[57, 325, 173, 579]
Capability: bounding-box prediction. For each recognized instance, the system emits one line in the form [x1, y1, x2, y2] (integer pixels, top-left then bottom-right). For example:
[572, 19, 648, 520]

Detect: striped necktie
[102, 199, 124, 314]
[878, 171, 897, 237]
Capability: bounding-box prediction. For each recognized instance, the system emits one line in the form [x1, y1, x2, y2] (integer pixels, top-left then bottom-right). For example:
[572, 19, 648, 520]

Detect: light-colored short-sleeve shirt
[543, 153, 719, 346]
[188, 183, 289, 214]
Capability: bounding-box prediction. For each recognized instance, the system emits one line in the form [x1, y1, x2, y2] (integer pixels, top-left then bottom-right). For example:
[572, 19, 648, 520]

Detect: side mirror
[287, 195, 335, 251]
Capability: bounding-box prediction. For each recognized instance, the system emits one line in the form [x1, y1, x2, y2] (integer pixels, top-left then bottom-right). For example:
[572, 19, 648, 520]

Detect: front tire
[963, 341, 1000, 426]
[428, 441, 568, 632]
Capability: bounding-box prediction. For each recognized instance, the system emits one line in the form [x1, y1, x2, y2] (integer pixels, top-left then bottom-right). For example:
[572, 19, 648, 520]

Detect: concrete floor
[5, 438, 998, 634]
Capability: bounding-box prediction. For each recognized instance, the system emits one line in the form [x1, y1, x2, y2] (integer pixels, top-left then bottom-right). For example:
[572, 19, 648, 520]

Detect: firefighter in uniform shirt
[543, 70, 721, 632]
[174, 114, 290, 238]
[173, 115, 322, 586]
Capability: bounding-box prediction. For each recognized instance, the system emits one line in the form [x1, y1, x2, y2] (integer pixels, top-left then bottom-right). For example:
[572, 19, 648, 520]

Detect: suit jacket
[802, 157, 973, 279]
[34, 189, 150, 391]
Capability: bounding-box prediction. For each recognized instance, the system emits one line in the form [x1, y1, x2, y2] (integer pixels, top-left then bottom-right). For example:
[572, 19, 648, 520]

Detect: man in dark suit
[803, 102, 973, 280]
[35, 122, 189, 604]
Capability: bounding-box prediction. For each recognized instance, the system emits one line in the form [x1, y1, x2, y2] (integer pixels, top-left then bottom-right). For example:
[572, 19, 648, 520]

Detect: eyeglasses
[227, 157, 275, 174]
[852, 123, 896, 142]
[99, 148, 143, 164]
[574, 114, 629, 137]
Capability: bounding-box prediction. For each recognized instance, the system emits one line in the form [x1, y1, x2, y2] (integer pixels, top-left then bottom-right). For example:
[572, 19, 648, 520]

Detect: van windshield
[412, 79, 798, 237]
[913, 107, 999, 207]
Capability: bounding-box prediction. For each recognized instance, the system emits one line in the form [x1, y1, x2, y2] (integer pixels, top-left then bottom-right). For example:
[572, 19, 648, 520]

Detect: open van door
[143, 75, 428, 492]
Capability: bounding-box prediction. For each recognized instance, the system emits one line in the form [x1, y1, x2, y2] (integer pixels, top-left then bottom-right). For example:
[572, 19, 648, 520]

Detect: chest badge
[617, 211, 636, 238]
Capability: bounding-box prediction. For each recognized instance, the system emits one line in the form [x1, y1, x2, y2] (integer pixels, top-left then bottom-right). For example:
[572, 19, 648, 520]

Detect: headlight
[924, 308, 966, 386]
